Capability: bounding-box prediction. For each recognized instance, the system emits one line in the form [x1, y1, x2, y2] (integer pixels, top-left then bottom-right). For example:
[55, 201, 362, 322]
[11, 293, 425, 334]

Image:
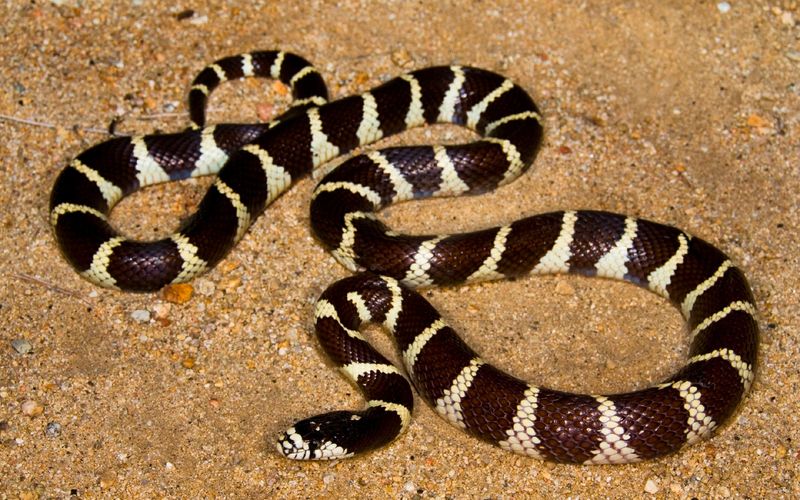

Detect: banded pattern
[49, 51, 758, 463]
[50, 51, 329, 291]
[280, 212, 758, 463]
[50, 56, 542, 292]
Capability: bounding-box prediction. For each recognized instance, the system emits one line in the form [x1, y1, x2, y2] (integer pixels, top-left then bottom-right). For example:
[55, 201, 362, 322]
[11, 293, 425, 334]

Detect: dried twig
[0, 110, 197, 136]
[130, 111, 188, 121]
[11, 272, 93, 307]
[0, 112, 109, 135]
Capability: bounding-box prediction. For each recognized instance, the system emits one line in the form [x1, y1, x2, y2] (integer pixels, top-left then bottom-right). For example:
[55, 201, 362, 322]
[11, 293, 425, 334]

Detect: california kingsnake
[49, 51, 759, 464]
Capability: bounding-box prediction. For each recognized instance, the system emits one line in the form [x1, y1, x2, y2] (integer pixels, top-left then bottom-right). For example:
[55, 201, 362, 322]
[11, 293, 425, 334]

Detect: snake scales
[49, 51, 758, 464]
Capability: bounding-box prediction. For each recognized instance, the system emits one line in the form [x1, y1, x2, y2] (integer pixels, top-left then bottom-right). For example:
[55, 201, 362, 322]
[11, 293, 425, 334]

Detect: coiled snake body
[49, 51, 758, 464]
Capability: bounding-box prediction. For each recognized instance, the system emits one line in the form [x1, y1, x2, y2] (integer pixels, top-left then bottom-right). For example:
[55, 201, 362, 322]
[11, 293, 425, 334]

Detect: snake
[49, 51, 759, 464]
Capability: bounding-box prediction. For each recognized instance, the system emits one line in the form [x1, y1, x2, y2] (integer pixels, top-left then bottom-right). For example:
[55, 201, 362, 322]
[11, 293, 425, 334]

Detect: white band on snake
[49, 51, 758, 464]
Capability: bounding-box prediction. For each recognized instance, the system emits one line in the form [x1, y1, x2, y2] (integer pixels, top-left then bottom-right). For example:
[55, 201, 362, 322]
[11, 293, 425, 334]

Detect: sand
[1, 1, 798, 498]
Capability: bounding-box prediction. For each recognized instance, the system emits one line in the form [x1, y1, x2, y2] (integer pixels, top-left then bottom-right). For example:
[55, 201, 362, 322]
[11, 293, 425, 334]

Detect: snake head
[277, 406, 404, 460]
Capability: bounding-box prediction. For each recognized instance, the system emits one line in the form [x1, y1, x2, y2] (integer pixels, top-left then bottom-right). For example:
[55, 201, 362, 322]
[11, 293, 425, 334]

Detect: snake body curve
[49, 51, 758, 464]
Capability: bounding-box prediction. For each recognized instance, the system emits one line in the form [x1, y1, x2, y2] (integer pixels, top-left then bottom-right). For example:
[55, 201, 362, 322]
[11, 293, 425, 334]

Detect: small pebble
[219, 260, 240, 274]
[11, 338, 32, 354]
[555, 280, 576, 295]
[220, 276, 241, 293]
[162, 283, 193, 304]
[353, 72, 370, 86]
[45, 422, 62, 437]
[746, 114, 770, 128]
[746, 113, 773, 134]
[391, 49, 414, 68]
[143, 96, 157, 111]
[272, 80, 289, 96]
[99, 470, 117, 489]
[644, 478, 659, 494]
[152, 303, 171, 319]
[131, 309, 151, 323]
[189, 14, 209, 25]
[256, 102, 275, 122]
[716, 2, 730, 13]
[323, 473, 335, 485]
[404, 481, 416, 493]
[175, 9, 195, 20]
[195, 278, 216, 296]
[54, 126, 70, 143]
[21, 400, 44, 417]
[165, 462, 175, 471]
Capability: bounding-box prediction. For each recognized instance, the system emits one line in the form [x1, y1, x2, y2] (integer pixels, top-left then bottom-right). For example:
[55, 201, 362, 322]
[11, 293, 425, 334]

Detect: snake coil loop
[50, 51, 758, 463]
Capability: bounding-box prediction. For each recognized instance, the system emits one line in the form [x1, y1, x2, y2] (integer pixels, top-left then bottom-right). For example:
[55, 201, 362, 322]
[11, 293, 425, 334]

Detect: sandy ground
[1, 1, 798, 498]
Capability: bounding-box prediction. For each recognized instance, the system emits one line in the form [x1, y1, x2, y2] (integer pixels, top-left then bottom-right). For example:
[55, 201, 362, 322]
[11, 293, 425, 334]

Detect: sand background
[1, 1, 798, 498]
